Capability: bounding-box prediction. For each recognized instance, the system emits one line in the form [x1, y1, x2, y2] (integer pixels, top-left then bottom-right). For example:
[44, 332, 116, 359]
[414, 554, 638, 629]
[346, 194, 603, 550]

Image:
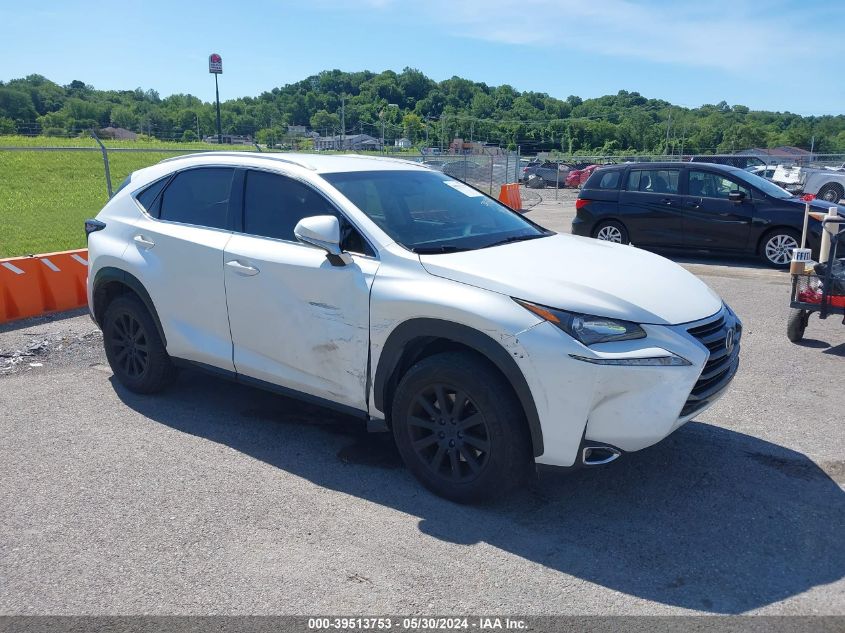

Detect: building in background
[314, 133, 382, 151]
[203, 134, 253, 145]
[394, 137, 412, 149]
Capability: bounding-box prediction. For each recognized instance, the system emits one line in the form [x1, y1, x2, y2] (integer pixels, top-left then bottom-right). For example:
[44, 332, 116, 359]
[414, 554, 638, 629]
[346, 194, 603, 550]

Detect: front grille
[680, 308, 741, 418]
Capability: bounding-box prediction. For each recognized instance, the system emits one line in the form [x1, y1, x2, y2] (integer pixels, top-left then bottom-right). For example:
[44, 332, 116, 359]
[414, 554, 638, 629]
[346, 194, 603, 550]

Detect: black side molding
[92, 267, 167, 347]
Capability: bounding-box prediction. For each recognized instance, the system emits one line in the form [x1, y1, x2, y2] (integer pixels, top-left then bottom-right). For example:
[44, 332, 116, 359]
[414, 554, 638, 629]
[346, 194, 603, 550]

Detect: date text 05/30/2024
[307, 617, 528, 630]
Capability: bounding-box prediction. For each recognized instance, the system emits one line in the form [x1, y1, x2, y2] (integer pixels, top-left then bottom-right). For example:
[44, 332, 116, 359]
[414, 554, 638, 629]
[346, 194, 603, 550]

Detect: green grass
[0, 135, 423, 257]
[0, 138, 262, 257]
[0, 135, 252, 151]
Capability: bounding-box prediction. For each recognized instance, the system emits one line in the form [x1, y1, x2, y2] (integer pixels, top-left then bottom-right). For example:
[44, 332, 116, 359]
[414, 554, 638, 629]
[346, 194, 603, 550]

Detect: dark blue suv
[572, 162, 839, 267]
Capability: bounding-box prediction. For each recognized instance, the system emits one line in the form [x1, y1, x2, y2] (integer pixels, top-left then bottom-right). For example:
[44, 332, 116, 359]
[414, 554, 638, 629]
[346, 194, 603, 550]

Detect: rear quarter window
[586, 169, 621, 190]
[135, 176, 170, 217]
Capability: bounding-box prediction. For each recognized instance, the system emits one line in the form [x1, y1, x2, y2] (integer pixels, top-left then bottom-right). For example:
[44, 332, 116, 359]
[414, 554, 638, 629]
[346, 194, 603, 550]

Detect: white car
[85, 152, 741, 502]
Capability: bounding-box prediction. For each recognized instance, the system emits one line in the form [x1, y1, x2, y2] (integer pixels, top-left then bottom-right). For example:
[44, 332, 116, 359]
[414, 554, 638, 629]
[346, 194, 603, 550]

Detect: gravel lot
[1, 194, 843, 616]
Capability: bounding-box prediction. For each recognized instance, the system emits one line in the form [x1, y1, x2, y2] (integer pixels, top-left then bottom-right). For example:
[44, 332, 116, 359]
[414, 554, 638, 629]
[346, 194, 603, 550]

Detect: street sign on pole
[209, 54, 223, 144]
[208, 54, 223, 74]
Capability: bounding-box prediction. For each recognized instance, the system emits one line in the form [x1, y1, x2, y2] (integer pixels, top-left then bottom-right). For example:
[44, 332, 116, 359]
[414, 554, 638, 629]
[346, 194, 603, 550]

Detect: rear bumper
[570, 215, 592, 237]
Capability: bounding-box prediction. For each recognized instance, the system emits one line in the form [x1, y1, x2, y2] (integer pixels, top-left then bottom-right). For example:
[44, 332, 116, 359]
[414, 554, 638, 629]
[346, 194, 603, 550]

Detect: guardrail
[0, 250, 88, 324]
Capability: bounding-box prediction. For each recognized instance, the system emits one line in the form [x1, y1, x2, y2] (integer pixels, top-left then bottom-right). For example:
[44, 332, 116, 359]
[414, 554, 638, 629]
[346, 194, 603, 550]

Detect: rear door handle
[226, 260, 260, 276]
[660, 198, 675, 206]
[133, 234, 155, 249]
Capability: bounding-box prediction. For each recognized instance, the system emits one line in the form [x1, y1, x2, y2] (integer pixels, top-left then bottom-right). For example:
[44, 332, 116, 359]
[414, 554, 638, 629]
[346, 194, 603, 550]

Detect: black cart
[788, 215, 845, 342]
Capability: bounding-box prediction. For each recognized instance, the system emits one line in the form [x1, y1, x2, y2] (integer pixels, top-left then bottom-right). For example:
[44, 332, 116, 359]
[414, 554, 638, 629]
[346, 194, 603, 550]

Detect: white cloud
[366, 0, 843, 79]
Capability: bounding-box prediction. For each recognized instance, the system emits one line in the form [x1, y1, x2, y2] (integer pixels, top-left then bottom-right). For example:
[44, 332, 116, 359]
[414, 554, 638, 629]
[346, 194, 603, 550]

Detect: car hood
[419, 234, 722, 325]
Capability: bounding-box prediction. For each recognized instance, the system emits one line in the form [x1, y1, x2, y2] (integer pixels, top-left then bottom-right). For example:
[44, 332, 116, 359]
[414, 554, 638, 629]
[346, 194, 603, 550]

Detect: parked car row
[522, 161, 600, 188]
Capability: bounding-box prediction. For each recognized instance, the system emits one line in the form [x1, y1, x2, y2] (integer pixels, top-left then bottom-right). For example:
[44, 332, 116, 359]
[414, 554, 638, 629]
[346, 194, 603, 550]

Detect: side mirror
[294, 215, 351, 266]
[728, 190, 746, 203]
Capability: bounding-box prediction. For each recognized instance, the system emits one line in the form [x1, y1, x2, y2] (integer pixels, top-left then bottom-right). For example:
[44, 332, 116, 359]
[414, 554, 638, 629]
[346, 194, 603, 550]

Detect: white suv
[86, 152, 741, 502]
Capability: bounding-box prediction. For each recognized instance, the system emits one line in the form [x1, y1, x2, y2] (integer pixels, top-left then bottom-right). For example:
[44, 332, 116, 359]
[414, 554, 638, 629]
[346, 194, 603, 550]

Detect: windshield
[729, 168, 793, 199]
[323, 170, 551, 253]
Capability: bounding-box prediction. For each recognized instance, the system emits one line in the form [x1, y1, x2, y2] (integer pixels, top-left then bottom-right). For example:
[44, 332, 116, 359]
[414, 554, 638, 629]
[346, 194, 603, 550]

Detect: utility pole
[196, 113, 200, 141]
[340, 94, 346, 151]
[214, 74, 222, 144]
[664, 110, 672, 156]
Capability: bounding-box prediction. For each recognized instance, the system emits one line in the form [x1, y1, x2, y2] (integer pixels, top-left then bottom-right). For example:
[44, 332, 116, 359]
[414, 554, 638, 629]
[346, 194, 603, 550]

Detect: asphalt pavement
[1, 194, 843, 616]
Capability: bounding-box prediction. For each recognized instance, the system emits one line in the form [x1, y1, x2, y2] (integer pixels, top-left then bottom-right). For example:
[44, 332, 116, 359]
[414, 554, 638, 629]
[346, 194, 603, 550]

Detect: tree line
[1, 69, 843, 154]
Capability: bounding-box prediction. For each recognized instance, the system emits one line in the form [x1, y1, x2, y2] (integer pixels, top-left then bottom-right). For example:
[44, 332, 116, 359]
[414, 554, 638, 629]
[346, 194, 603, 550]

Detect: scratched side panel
[224, 233, 378, 410]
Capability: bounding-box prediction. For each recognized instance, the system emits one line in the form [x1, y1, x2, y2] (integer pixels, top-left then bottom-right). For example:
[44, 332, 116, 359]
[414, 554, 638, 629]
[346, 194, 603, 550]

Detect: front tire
[760, 228, 800, 268]
[103, 294, 175, 394]
[391, 352, 531, 503]
[593, 220, 629, 244]
[787, 309, 809, 343]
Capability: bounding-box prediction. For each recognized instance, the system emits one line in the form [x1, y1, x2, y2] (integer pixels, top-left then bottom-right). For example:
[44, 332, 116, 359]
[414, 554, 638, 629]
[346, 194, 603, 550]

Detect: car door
[617, 167, 684, 246]
[682, 169, 754, 251]
[223, 169, 379, 411]
[129, 166, 236, 371]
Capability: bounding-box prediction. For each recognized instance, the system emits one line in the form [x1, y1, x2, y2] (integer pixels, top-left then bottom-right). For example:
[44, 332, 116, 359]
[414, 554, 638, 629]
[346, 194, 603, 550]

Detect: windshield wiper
[484, 234, 548, 249]
[414, 245, 469, 254]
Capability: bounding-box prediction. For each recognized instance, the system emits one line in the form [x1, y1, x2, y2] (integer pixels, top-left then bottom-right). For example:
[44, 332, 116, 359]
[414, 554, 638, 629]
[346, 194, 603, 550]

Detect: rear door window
[159, 168, 235, 229]
[626, 169, 680, 194]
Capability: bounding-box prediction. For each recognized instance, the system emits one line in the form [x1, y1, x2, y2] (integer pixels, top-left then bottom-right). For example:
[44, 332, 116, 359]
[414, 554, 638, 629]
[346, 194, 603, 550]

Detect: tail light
[575, 198, 591, 211]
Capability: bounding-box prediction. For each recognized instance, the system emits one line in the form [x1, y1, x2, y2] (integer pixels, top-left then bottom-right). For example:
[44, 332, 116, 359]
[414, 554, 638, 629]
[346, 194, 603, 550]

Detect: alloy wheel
[110, 312, 149, 378]
[596, 225, 623, 243]
[406, 384, 491, 483]
[764, 234, 798, 265]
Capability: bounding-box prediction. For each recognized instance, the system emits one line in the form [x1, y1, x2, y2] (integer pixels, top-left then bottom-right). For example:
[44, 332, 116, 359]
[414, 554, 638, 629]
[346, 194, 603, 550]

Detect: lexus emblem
[725, 327, 736, 354]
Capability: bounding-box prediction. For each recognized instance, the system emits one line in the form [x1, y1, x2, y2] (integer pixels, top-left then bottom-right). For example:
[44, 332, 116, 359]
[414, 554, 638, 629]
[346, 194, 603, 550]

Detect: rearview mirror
[294, 215, 351, 266]
[728, 191, 746, 203]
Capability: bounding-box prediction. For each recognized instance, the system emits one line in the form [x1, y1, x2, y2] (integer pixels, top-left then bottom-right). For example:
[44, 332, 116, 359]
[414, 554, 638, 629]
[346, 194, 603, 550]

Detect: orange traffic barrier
[498, 183, 523, 212]
[0, 249, 88, 323]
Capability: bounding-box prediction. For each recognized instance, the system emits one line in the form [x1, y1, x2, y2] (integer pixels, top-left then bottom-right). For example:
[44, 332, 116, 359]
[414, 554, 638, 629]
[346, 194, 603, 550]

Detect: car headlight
[514, 299, 646, 346]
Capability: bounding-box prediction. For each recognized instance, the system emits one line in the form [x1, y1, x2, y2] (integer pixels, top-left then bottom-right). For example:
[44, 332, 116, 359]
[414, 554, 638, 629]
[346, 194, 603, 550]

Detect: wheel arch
[92, 267, 166, 346]
[373, 318, 544, 457]
[756, 225, 801, 253]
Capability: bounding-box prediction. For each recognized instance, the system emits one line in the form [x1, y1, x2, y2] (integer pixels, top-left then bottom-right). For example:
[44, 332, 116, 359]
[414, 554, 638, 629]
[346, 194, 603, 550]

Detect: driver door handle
[133, 234, 155, 249]
[226, 260, 260, 276]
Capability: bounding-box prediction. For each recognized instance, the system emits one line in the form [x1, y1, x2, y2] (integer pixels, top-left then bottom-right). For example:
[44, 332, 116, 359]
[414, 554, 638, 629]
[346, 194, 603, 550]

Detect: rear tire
[787, 309, 808, 343]
[593, 220, 629, 244]
[817, 183, 844, 204]
[391, 352, 531, 504]
[103, 294, 175, 394]
[760, 228, 800, 268]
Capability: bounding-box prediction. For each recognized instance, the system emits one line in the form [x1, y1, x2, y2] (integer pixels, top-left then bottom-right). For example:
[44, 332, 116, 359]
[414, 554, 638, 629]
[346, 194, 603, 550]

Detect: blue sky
[1, 0, 843, 115]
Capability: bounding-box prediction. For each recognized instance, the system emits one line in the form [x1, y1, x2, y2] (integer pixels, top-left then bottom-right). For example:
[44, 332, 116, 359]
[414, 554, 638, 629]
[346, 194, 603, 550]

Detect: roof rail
[157, 151, 316, 170]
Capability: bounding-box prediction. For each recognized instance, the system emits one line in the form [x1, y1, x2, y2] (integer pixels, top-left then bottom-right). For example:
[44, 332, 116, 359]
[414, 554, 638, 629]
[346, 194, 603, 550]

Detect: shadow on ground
[114, 370, 845, 614]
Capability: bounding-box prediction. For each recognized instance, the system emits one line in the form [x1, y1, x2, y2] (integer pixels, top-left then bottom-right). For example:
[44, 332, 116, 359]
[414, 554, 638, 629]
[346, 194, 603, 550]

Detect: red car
[566, 164, 599, 188]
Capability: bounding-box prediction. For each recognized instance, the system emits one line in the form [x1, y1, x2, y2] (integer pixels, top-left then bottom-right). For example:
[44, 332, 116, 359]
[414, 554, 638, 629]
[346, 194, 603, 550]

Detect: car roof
[157, 151, 430, 174]
[613, 161, 744, 173]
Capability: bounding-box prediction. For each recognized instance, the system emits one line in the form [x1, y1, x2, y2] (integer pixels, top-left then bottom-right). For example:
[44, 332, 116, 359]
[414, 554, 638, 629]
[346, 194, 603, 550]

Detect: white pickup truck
[773, 164, 845, 202]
